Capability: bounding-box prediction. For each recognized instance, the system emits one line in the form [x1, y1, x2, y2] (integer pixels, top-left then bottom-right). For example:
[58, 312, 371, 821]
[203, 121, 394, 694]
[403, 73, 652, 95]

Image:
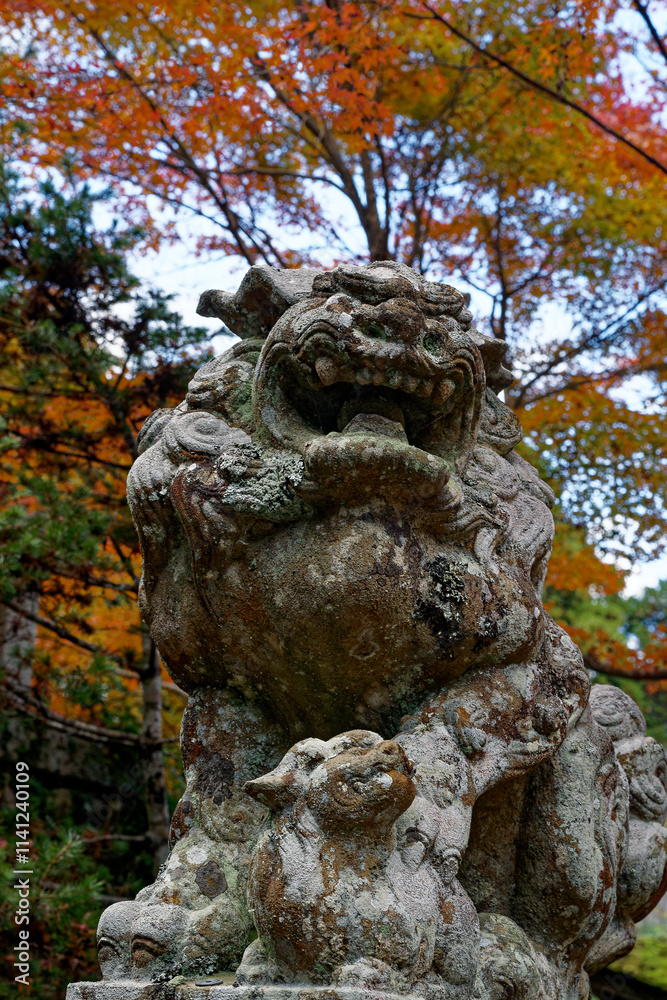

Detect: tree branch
[419, 2, 667, 176]
[80, 833, 148, 844]
[513, 277, 667, 406]
[584, 652, 667, 682]
[2, 680, 141, 745]
[251, 58, 371, 235]
[3, 678, 179, 745]
[1, 599, 122, 661]
[523, 355, 667, 404]
[51, 570, 137, 595]
[227, 166, 345, 191]
[0, 383, 89, 398]
[63, 4, 264, 265]
[632, 0, 667, 68]
[109, 537, 140, 589]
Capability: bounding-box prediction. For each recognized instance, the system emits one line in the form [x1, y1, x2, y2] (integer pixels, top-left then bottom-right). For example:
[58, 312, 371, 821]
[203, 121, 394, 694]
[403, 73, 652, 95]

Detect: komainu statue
[67, 263, 667, 1000]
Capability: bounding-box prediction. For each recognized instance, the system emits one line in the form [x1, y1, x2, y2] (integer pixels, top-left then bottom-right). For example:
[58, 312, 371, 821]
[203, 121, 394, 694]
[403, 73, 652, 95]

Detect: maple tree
[0, 5, 665, 691]
[0, 165, 212, 865]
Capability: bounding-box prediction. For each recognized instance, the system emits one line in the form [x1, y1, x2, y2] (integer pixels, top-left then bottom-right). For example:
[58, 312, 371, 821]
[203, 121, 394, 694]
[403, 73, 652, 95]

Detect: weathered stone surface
[68, 263, 667, 1000]
[65, 984, 427, 1000]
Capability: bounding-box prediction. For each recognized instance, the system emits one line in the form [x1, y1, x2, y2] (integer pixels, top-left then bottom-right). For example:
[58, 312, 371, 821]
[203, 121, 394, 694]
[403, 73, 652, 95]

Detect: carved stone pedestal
[66, 982, 424, 1000]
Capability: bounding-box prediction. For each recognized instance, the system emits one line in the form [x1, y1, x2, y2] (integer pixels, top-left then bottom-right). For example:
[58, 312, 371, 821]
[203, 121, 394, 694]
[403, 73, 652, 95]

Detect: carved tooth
[387, 371, 402, 389]
[433, 380, 455, 404]
[315, 357, 339, 386]
[371, 370, 385, 385]
[403, 376, 418, 393]
[356, 369, 372, 385]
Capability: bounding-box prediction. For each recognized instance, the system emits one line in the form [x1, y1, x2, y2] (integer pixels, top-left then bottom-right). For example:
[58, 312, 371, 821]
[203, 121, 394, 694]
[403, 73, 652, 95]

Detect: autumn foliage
[0, 0, 665, 776]
[0, 171, 214, 898]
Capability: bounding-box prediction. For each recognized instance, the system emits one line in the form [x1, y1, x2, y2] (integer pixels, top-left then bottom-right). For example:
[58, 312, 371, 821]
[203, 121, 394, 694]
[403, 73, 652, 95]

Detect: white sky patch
[624, 553, 667, 598]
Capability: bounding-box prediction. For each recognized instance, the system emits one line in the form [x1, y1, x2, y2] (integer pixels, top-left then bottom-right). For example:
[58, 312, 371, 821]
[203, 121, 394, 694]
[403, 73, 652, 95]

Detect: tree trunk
[139, 629, 170, 870]
[0, 593, 38, 689]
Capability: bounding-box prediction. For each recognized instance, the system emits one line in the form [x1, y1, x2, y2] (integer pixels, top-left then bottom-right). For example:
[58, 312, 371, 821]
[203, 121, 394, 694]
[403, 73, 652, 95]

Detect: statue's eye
[423, 332, 444, 355]
[97, 939, 120, 964]
[131, 937, 164, 968]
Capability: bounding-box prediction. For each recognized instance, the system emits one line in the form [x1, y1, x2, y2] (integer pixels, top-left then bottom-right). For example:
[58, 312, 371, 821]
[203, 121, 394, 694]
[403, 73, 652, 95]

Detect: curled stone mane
[68, 264, 667, 1000]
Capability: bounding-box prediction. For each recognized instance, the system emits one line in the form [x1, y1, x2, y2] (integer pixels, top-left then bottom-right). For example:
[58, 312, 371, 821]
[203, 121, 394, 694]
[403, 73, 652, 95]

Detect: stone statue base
[66, 982, 424, 1000]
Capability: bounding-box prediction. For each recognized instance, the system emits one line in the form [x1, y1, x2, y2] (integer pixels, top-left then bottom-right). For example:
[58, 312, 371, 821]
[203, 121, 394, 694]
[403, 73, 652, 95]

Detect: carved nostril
[423, 331, 447, 357]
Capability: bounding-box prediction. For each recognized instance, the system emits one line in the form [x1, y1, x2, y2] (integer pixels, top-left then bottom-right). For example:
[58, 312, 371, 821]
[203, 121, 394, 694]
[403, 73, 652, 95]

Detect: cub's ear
[244, 772, 298, 811]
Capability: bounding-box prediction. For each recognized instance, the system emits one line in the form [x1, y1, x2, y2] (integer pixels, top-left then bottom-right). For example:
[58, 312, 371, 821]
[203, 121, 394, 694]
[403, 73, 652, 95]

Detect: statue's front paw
[476, 914, 547, 1000]
[97, 900, 189, 983]
[97, 901, 138, 980]
[335, 957, 394, 989]
[619, 819, 667, 922]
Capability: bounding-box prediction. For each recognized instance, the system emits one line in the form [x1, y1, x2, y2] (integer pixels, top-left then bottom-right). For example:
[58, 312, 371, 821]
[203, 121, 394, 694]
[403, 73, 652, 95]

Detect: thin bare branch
[2, 599, 119, 660]
[227, 166, 345, 191]
[52, 570, 138, 595]
[3, 680, 141, 745]
[80, 833, 148, 844]
[4, 679, 179, 745]
[63, 3, 263, 265]
[632, 0, 667, 68]
[109, 537, 140, 588]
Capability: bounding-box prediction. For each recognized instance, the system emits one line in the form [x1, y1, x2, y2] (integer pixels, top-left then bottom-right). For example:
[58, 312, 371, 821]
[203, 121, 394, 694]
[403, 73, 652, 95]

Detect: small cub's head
[245, 729, 415, 834]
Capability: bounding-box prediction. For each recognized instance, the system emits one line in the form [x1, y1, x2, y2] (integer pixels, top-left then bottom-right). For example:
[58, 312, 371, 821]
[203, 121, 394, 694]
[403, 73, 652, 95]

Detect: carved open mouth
[285, 377, 465, 456]
[291, 326, 474, 455]
[254, 321, 484, 500]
